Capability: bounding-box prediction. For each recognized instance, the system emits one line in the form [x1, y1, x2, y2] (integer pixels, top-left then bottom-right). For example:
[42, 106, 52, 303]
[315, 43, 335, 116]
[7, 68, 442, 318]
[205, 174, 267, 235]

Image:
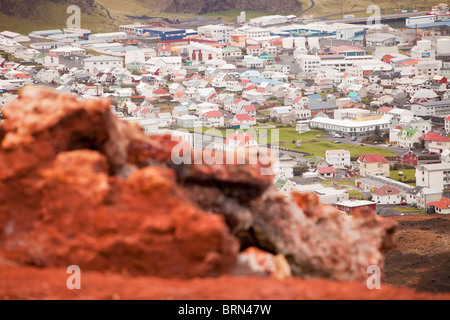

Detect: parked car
[333, 140, 342, 144]
[398, 202, 408, 206]
[351, 136, 357, 141]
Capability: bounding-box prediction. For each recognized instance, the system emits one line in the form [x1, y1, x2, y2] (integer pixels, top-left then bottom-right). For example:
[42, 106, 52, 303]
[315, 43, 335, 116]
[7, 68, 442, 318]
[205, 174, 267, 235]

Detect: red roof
[317, 166, 336, 174]
[203, 110, 223, 118]
[373, 186, 401, 196]
[331, 45, 365, 53]
[377, 106, 394, 113]
[224, 133, 256, 147]
[243, 104, 256, 112]
[358, 153, 388, 163]
[419, 132, 450, 142]
[235, 114, 254, 121]
[445, 115, 450, 121]
[14, 73, 31, 78]
[395, 125, 403, 130]
[293, 96, 302, 103]
[427, 197, 450, 210]
[46, 53, 59, 58]
[153, 88, 169, 95]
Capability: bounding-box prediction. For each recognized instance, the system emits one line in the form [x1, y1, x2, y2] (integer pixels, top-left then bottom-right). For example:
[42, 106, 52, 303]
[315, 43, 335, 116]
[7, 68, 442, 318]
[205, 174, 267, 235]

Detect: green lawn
[268, 128, 396, 158]
[393, 206, 425, 213]
[193, 127, 397, 158]
[390, 169, 416, 185]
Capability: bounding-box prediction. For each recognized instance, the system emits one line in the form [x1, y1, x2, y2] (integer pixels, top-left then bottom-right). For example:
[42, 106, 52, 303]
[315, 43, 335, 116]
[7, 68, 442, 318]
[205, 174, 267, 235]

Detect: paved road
[297, 0, 315, 17]
[319, 11, 429, 24]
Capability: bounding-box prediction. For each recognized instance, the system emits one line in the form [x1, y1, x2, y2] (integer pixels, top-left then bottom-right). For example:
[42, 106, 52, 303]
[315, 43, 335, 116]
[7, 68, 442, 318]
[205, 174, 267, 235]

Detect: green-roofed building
[397, 128, 422, 149]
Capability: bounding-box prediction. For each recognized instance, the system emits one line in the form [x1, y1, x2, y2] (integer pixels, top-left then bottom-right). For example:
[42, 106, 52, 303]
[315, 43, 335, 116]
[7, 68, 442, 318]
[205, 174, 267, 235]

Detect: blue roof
[240, 70, 260, 77]
[173, 106, 188, 112]
[308, 94, 322, 100]
[250, 78, 284, 85]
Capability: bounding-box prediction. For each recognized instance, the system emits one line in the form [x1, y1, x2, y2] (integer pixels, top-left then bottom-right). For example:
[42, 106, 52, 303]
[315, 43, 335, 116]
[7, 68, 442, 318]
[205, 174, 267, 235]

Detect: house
[427, 197, 450, 214]
[419, 132, 450, 154]
[316, 166, 336, 178]
[177, 114, 201, 128]
[153, 88, 170, 99]
[233, 114, 256, 126]
[43, 54, 60, 68]
[372, 186, 402, 205]
[156, 112, 173, 127]
[416, 162, 450, 192]
[358, 154, 390, 178]
[397, 129, 422, 149]
[325, 149, 350, 169]
[304, 100, 338, 118]
[172, 105, 189, 118]
[411, 99, 450, 117]
[397, 149, 419, 166]
[405, 186, 442, 210]
[334, 200, 377, 214]
[201, 110, 224, 127]
[222, 132, 258, 152]
[240, 104, 256, 118]
[84, 55, 123, 72]
[314, 188, 349, 205]
[445, 115, 450, 134]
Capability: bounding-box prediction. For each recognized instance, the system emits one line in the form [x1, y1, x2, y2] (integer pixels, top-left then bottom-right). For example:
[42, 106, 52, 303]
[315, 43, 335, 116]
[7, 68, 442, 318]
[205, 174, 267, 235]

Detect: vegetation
[390, 169, 416, 185]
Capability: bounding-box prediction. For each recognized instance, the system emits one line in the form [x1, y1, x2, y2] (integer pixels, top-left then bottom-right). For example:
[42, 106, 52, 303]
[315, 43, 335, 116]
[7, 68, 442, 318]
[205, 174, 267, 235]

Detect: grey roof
[304, 100, 338, 110]
[406, 185, 424, 196]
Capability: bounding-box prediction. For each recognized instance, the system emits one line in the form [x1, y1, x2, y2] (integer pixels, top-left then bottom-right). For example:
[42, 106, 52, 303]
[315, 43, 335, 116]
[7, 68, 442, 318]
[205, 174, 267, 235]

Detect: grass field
[193, 126, 396, 158]
[393, 206, 425, 213]
[0, 0, 440, 34]
[390, 169, 416, 185]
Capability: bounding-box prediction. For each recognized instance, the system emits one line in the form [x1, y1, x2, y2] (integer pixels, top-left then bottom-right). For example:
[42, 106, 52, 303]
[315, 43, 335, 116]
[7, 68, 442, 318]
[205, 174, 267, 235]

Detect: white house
[325, 149, 351, 169]
[416, 162, 450, 191]
[84, 55, 123, 72]
[372, 186, 402, 205]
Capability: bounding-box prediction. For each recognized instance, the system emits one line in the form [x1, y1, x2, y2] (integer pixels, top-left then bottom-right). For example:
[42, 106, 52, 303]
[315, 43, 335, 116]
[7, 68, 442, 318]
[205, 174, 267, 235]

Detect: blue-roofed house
[172, 105, 189, 118]
[348, 92, 361, 102]
[240, 70, 260, 79]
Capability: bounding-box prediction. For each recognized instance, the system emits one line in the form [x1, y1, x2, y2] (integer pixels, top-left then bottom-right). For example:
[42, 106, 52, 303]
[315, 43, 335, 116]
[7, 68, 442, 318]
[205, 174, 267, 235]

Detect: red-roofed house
[247, 45, 261, 56]
[201, 110, 224, 127]
[419, 132, 450, 154]
[427, 196, 450, 214]
[241, 104, 256, 118]
[445, 115, 450, 134]
[316, 166, 336, 178]
[157, 45, 172, 57]
[372, 186, 401, 204]
[376, 106, 394, 114]
[358, 153, 389, 177]
[44, 53, 59, 68]
[397, 149, 419, 166]
[153, 88, 170, 98]
[224, 132, 258, 151]
[232, 113, 256, 126]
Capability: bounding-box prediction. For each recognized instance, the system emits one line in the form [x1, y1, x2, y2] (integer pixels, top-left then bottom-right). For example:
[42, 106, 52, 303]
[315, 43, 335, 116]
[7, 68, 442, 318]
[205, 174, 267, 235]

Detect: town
[1, 3, 450, 218]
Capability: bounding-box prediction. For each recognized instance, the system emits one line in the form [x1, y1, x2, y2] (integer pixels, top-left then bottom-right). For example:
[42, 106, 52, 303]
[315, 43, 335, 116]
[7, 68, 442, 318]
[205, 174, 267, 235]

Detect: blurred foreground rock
[0, 87, 446, 299]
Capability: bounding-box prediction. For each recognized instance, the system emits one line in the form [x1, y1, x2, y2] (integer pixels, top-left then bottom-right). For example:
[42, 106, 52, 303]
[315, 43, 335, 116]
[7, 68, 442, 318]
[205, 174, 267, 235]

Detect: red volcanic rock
[0, 86, 409, 299]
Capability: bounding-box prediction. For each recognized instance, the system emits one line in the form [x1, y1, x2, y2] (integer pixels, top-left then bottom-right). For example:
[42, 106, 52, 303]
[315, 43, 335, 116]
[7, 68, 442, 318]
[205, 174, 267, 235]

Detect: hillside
[0, 0, 442, 34]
